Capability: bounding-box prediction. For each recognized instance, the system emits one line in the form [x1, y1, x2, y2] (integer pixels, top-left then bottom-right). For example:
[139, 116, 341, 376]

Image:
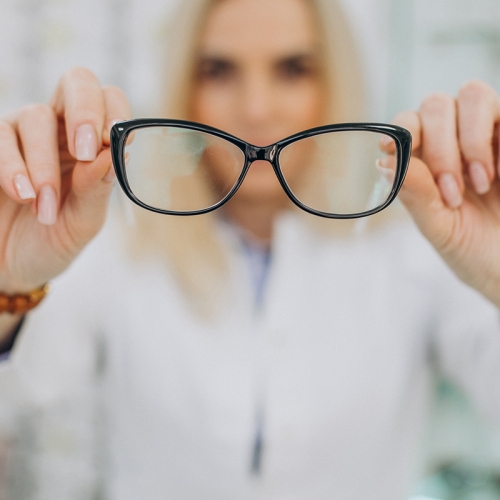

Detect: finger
[391, 110, 421, 152]
[62, 149, 115, 246]
[456, 80, 500, 194]
[71, 149, 115, 195]
[398, 156, 454, 252]
[101, 85, 132, 147]
[378, 134, 397, 155]
[16, 104, 61, 225]
[50, 67, 106, 162]
[0, 120, 36, 203]
[419, 92, 463, 209]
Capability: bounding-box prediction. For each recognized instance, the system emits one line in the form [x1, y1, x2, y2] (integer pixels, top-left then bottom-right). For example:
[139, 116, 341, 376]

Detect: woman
[1, 0, 500, 498]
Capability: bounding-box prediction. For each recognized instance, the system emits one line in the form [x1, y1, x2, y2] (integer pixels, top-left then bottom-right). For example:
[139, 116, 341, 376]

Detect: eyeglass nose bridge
[247, 144, 278, 163]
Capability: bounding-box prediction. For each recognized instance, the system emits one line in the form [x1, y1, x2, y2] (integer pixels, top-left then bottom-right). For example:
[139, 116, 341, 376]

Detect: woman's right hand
[0, 67, 131, 294]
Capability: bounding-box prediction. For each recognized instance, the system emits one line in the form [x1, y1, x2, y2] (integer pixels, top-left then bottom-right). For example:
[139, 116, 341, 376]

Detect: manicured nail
[75, 124, 98, 161]
[469, 161, 490, 194]
[438, 173, 462, 208]
[13, 173, 36, 200]
[37, 185, 58, 225]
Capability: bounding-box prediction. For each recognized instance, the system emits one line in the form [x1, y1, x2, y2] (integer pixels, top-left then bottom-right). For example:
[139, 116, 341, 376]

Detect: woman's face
[190, 0, 326, 204]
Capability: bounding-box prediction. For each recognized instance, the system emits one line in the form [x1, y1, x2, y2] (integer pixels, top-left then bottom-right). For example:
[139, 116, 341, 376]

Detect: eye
[196, 57, 236, 82]
[276, 55, 318, 81]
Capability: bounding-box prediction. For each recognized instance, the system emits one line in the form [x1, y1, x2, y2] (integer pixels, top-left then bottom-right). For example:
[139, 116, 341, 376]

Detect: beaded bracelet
[0, 285, 50, 315]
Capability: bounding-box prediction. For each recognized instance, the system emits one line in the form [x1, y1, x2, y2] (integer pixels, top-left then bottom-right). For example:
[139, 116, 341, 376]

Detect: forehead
[199, 0, 320, 56]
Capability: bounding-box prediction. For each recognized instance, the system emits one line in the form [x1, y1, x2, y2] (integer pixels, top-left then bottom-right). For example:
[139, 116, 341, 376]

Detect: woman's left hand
[393, 80, 500, 308]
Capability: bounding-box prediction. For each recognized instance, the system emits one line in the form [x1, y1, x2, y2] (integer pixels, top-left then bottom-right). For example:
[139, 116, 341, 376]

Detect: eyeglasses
[110, 119, 411, 219]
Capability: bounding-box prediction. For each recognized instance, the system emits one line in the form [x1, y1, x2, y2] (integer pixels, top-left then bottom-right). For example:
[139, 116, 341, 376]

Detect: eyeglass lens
[279, 130, 395, 215]
[123, 126, 397, 215]
[124, 126, 245, 212]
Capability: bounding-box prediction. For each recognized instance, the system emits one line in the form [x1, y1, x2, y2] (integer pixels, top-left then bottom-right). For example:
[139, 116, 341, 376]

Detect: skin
[0, 70, 132, 334]
[1, 0, 500, 339]
[190, 0, 326, 244]
[393, 84, 500, 306]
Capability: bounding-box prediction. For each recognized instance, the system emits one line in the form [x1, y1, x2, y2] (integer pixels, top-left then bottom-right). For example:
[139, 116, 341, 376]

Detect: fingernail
[37, 185, 58, 225]
[75, 124, 98, 161]
[13, 173, 36, 200]
[438, 173, 462, 208]
[469, 161, 490, 194]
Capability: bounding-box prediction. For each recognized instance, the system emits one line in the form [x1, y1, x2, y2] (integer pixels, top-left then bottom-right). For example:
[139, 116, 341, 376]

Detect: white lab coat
[2, 211, 500, 500]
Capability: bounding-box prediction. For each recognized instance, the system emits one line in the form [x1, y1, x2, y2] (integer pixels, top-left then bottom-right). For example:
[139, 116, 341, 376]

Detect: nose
[238, 71, 275, 126]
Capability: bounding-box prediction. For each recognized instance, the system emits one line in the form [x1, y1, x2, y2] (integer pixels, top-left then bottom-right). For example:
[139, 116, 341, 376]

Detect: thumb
[62, 149, 115, 247]
[398, 157, 456, 251]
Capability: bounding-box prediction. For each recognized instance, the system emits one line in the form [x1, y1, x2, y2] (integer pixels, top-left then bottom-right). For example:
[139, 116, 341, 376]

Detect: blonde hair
[127, 0, 367, 317]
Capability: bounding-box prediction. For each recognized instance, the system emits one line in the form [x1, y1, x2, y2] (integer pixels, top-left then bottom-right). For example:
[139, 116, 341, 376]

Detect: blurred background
[1, 0, 500, 498]
[2, 0, 500, 119]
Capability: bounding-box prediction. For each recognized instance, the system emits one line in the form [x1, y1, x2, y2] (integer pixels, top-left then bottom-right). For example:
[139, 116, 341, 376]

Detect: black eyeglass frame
[110, 119, 411, 219]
